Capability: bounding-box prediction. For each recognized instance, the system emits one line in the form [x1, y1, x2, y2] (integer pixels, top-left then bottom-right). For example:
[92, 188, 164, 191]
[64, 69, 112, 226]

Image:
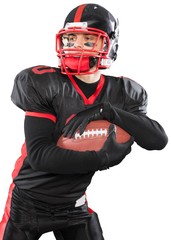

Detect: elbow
[155, 134, 168, 150]
[139, 133, 168, 151]
[151, 123, 169, 150]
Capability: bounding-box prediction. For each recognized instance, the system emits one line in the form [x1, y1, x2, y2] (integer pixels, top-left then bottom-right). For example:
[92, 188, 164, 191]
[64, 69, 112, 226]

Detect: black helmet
[56, 3, 119, 74]
[63, 3, 119, 61]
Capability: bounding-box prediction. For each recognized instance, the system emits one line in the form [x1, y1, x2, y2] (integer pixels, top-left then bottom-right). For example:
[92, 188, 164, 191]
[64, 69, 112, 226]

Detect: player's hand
[62, 102, 117, 138]
[62, 103, 103, 137]
[97, 125, 134, 170]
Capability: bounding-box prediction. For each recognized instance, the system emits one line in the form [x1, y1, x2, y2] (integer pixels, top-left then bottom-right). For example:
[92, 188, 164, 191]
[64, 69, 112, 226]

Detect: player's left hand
[62, 103, 104, 137]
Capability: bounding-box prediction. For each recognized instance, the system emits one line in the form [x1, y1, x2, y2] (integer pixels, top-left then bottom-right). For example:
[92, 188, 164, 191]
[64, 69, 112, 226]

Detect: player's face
[61, 32, 103, 54]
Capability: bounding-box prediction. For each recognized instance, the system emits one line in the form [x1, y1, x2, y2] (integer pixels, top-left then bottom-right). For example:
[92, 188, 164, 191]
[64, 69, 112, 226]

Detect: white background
[0, 0, 170, 239]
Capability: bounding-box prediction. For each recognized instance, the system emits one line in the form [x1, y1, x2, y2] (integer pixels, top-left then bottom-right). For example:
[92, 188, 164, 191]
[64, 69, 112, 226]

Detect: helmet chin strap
[63, 56, 97, 74]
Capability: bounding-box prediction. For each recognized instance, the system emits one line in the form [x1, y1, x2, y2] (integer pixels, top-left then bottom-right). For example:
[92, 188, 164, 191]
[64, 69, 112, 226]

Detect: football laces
[74, 128, 108, 139]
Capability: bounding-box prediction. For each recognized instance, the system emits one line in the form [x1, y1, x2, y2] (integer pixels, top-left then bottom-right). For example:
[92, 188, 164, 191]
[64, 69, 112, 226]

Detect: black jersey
[10, 65, 167, 204]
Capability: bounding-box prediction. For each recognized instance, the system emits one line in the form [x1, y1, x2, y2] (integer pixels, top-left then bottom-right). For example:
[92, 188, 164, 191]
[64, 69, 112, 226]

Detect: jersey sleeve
[111, 77, 168, 150]
[122, 77, 148, 115]
[11, 67, 55, 115]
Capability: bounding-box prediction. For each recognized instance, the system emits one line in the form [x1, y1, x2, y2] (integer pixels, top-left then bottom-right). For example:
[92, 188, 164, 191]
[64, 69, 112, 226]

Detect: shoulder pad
[122, 77, 148, 114]
[11, 65, 59, 114]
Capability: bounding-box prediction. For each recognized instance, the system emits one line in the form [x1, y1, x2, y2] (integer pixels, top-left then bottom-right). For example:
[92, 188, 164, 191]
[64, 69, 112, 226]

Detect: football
[57, 120, 131, 152]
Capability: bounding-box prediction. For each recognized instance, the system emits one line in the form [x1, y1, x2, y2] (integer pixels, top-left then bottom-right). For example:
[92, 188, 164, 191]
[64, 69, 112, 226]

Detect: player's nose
[73, 35, 84, 48]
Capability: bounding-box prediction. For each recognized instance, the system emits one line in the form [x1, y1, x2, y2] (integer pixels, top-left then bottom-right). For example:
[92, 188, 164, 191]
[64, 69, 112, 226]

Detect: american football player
[0, 3, 168, 240]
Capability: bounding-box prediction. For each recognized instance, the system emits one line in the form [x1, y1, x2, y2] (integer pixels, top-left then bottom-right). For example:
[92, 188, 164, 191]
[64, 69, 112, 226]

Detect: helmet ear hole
[109, 32, 115, 39]
[109, 38, 119, 61]
[108, 20, 119, 61]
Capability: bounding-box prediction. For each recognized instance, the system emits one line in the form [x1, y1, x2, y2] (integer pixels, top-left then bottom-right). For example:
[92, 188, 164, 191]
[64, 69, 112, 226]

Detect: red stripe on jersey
[25, 111, 56, 123]
[88, 207, 94, 214]
[68, 74, 105, 105]
[12, 143, 27, 179]
[74, 4, 87, 22]
[0, 183, 15, 239]
[0, 143, 27, 239]
[84, 192, 94, 214]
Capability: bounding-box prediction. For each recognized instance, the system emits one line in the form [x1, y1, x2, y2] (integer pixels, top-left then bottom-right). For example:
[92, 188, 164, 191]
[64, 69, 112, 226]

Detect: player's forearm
[28, 143, 99, 174]
[108, 107, 168, 150]
[24, 116, 100, 174]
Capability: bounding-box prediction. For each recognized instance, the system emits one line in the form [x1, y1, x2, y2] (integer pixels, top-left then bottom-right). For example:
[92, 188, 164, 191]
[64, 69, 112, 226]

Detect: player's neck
[75, 70, 101, 84]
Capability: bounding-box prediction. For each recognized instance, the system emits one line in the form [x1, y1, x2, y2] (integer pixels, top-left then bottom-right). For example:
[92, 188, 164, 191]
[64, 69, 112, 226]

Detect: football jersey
[10, 65, 162, 204]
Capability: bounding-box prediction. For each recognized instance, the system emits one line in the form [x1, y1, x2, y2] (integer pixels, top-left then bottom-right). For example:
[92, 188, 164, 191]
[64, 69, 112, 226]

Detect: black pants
[1, 187, 104, 240]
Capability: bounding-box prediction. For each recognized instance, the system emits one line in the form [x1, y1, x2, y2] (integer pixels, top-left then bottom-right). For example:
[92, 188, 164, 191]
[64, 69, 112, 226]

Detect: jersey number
[32, 66, 56, 74]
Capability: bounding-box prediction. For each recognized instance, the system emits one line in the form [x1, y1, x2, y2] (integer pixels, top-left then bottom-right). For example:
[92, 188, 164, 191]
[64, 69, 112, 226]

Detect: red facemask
[56, 26, 111, 75]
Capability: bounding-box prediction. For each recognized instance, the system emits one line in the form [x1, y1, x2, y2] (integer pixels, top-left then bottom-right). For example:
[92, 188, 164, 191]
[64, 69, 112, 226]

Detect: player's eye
[85, 35, 94, 41]
[87, 34, 98, 41]
[84, 35, 98, 47]
[62, 34, 76, 47]
[68, 35, 76, 42]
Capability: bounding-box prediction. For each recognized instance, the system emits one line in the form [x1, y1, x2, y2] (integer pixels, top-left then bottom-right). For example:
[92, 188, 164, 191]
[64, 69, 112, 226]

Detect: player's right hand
[97, 125, 134, 170]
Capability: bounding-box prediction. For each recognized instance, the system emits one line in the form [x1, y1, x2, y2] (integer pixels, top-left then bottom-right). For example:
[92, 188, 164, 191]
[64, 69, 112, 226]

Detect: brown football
[57, 120, 131, 151]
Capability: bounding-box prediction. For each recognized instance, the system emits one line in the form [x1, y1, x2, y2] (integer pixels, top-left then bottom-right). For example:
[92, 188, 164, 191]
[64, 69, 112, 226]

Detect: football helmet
[56, 4, 119, 75]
